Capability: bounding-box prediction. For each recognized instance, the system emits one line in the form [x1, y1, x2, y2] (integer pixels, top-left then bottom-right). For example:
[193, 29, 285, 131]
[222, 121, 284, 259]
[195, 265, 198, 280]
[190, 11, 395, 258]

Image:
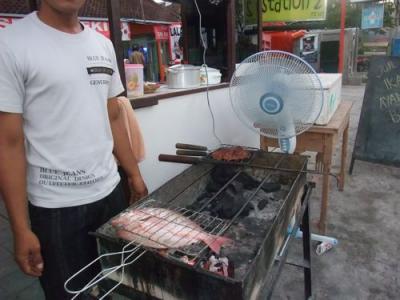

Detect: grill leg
[301, 199, 312, 299]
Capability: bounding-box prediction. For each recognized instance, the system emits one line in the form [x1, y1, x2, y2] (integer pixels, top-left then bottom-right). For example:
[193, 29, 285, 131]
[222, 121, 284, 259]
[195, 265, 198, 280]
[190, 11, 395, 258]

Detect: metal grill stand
[94, 151, 312, 300]
[97, 182, 314, 300]
[261, 182, 314, 300]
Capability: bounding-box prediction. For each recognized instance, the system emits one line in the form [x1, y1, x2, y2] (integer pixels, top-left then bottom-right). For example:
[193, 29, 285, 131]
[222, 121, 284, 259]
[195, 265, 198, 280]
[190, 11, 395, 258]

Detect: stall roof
[0, 0, 180, 22]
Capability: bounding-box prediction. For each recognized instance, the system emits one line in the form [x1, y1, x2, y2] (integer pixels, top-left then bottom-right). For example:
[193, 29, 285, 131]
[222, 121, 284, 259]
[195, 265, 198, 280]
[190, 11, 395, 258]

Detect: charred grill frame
[95, 151, 313, 299]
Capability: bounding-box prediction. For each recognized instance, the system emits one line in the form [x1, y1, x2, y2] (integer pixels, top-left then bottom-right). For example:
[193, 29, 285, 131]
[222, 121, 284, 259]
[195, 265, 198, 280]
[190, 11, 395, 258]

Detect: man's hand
[0, 112, 41, 276]
[129, 175, 148, 204]
[14, 229, 44, 277]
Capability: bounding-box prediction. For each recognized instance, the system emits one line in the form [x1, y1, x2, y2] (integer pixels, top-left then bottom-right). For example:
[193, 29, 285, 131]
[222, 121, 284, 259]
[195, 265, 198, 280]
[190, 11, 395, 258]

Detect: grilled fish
[111, 207, 231, 254]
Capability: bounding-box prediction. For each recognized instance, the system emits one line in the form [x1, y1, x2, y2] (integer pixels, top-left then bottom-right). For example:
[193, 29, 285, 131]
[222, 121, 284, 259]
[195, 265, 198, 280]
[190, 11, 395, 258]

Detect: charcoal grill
[95, 150, 313, 299]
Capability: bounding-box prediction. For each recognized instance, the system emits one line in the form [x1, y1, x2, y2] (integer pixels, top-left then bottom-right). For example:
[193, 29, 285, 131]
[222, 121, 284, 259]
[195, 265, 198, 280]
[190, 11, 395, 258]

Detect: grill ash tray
[96, 151, 307, 300]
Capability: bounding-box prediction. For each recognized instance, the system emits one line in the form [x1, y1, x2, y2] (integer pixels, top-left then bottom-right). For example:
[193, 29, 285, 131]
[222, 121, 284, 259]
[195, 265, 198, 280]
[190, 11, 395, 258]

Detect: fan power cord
[193, 0, 223, 145]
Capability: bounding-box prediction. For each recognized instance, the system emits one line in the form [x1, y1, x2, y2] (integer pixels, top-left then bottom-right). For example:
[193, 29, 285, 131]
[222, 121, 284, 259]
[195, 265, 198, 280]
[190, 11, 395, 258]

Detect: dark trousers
[29, 182, 127, 300]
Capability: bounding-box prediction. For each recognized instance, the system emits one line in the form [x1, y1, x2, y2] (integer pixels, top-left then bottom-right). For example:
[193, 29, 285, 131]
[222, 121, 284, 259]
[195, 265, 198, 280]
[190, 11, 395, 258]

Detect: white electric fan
[230, 50, 338, 254]
[230, 50, 324, 153]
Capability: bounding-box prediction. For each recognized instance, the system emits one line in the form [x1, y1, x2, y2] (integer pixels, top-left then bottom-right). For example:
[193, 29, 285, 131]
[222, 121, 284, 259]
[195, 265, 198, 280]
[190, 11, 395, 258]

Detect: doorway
[320, 41, 339, 73]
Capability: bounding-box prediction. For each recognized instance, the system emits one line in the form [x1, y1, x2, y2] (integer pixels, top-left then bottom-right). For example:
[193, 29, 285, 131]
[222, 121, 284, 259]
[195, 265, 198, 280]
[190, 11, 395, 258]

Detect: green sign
[244, 0, 327, 25]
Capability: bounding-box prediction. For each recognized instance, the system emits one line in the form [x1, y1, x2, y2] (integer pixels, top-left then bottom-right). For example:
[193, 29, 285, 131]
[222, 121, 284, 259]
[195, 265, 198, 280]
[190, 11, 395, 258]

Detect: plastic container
[125, 64, 144, 97]
[392, 38, 400, 56]
[315, 73, 342, 125]
[200, 67, 222, 85]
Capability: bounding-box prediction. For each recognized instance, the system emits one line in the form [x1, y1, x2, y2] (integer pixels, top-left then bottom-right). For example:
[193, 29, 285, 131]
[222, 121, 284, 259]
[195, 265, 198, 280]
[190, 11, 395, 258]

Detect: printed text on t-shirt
[38, 167, 104, 187]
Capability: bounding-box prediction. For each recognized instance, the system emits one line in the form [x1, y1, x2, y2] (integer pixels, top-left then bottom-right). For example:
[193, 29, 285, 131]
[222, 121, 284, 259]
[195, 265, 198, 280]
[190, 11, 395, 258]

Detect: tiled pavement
[0, 200, 131, 300]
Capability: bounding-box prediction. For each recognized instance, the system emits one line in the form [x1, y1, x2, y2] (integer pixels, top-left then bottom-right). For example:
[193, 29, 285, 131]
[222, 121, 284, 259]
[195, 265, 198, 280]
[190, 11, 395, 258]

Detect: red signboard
[154, 25, 169, 41]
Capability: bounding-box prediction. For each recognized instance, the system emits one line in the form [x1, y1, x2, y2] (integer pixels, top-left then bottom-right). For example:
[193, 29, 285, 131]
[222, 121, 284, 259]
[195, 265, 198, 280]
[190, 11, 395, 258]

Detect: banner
[244, 0, 327, 25]
[0, 16, 131, 41]
[300, 34, 319, 64]
[361, 3, 384, 29]
[300, 34, 318, 54]
[81, 21, 131, 41]
[169, 23, 182, 62]
[0, 17, 19, 29]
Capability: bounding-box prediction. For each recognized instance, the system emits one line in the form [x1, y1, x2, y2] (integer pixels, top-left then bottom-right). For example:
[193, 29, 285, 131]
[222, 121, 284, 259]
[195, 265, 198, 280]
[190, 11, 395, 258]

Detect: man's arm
[0, 112, 43, 276]
[107, 98, 148, 203]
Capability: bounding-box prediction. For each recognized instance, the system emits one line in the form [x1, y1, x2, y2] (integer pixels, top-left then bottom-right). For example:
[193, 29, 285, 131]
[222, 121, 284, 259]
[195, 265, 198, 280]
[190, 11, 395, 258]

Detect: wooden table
[260, 101, 353, 234]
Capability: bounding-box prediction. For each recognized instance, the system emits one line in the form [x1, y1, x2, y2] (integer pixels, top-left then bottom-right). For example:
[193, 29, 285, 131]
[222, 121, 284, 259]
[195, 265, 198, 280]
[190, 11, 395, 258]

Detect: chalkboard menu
[350, 56, 400, 173]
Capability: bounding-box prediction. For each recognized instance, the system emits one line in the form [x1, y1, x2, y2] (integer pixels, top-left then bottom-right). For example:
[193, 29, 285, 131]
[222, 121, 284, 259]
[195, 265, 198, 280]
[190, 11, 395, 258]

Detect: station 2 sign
[245, 0, 327, 24]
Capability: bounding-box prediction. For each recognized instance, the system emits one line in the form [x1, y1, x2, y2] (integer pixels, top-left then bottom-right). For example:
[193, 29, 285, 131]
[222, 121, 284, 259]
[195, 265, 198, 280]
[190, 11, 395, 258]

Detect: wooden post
[181, 3, 189, 64]
[226, 0, 236, 79]
[27, 0, 38, 12]
[339, 121, 350, 190]
[257, 0, 263, 51]
[319, 134, 333, 234]
[106, 0, 126, 93]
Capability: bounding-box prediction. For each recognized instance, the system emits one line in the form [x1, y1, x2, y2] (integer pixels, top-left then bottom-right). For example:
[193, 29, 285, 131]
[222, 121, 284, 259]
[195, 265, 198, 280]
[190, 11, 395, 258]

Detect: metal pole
[301, 189, 312, 299]
[338, 0, 346, 73]
[257, 0, 263, 51]
[106, 0, 127, 94]
[227, 0, 236, 79]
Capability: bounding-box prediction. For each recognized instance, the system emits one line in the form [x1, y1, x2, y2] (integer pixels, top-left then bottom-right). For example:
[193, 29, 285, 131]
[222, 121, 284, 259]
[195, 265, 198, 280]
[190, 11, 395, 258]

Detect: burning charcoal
[261, 182, 281, 193]
[206, 181, 223, 193]
[180, 256, 196, 266]
[198, 192, 212, 201]
[213, 188, 254, 219]
[218, 192, 236, 219]
[211, 166, 237, 184]
[269, 196, 277, 201]
[228, 258, 235, 278]
[278, 175, 292, 185]
[210, 201, 223, 216]
[206, 255, 231, 277]
[238, 203, 251, 218]
[226, 198, 251, 218]
[227, 183, 238, 194]
[237, 173, 260, 189]
[220, 257, 229, 276]
[189, 193, 210, 211]
[257, 199, 269, 210]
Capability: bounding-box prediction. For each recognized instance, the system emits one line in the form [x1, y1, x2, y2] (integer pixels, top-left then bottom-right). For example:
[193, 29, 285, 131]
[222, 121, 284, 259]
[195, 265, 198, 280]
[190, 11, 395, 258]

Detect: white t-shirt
[0, 13, 125, 208]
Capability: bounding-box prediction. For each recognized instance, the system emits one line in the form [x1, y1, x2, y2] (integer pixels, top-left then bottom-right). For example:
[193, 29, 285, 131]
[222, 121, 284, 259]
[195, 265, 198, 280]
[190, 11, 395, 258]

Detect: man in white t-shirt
[0, 0, 148, 299]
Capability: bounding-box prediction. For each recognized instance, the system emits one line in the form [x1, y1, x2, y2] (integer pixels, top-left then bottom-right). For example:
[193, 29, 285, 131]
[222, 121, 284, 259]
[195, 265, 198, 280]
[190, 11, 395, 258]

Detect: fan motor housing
[259, 93, 283, 115]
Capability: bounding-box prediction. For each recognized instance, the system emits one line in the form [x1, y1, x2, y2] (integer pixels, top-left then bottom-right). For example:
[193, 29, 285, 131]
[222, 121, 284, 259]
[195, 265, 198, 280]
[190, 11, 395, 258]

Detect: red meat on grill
[211, 146, 250, 161]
